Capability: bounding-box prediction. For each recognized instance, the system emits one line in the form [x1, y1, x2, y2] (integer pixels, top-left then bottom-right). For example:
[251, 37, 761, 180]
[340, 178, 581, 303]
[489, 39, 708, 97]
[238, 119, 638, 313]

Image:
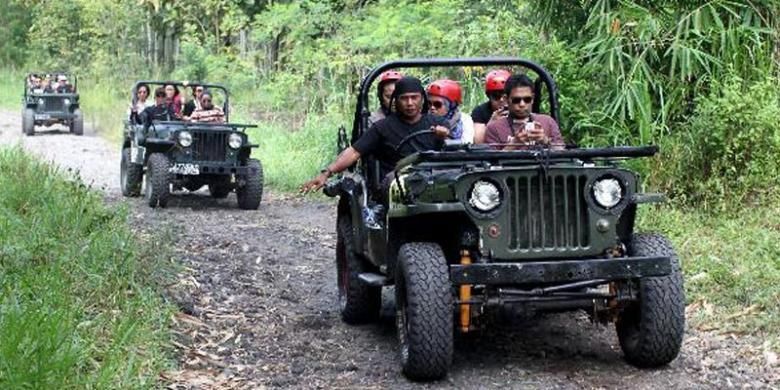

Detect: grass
[0, 147, 173, 388]
[639, 203, 780, 339]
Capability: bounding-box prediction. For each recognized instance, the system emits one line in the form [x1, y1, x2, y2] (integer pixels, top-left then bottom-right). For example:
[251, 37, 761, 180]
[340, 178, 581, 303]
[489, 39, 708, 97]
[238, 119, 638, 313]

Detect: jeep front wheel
[336, 214, 381, 324]
[23, 108, 35, 136]
[120, 148, 143, 197]
[236, 159, 263, 209]
[395, 242, 453, 381]
[70, 109, 84, 136]
[616, 233, 685, 368]
[144, 153, 171, 208]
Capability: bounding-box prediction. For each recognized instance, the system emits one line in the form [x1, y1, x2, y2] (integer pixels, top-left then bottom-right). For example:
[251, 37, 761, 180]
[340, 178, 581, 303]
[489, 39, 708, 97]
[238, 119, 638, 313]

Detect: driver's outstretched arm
[300, 146, 362, 193]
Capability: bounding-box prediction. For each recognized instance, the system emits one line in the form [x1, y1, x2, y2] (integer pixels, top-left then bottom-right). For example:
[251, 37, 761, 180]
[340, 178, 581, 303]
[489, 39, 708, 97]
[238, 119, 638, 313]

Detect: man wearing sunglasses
[484, 73, 563, 150]
[471, 69, 511, 143]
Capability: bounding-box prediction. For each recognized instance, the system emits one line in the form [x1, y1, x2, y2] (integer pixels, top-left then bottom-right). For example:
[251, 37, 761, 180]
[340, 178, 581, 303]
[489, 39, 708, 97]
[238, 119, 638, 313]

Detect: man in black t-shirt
[470, 69, 511, 143]
[301, 76, 450, 194]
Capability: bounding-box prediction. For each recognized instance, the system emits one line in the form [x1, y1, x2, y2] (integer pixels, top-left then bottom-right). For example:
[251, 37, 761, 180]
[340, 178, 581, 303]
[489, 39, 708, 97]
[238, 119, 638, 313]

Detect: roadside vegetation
[0, 147, 173, 387]
[0, 0, 777, 359]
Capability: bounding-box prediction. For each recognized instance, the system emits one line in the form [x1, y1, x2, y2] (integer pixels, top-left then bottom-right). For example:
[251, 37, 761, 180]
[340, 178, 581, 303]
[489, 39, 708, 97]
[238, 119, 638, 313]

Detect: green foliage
[648, 72, 780, 207]
[0, 147, 172, 388]
[0, 0, 33, 67]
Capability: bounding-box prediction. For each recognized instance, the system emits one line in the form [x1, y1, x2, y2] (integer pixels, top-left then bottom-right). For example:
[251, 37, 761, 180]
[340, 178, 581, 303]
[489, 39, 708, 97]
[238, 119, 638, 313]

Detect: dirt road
[0, 110, 776, 389]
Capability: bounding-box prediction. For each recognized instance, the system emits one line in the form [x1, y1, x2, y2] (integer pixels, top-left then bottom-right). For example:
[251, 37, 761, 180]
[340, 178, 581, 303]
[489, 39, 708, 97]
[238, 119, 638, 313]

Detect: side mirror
[337, 125, 348, 153]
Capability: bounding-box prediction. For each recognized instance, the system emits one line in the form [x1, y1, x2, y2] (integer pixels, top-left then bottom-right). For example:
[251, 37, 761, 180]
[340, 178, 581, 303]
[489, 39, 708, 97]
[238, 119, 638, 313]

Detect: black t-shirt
[471, 101, 494, 124]
[353, 113, 448, 175]
[140, 104, 173, 126]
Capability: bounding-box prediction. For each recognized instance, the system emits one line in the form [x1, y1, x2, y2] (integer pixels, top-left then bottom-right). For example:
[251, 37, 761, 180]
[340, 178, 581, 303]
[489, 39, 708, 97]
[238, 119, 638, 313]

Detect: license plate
[169, 163, 200, 175]
[34, 114, 50, 120]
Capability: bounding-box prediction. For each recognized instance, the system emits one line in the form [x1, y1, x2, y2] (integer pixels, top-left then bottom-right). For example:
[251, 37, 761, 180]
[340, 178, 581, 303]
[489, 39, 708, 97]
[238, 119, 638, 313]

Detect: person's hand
[526, 122, 549, 144]
[300, 173, 328, 194]
[508, 129, 530, 144]
[432, 125, 450, 139]
[490, 107, 508, 122]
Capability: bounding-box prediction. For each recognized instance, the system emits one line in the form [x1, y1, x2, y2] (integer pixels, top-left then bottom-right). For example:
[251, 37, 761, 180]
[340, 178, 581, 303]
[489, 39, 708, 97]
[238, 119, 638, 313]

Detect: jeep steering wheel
[394, 129, 436, 153]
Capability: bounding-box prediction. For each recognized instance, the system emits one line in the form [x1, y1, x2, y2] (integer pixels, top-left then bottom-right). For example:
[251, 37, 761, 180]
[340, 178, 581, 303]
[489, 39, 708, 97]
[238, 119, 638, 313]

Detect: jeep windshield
[129, 80, 232, 123]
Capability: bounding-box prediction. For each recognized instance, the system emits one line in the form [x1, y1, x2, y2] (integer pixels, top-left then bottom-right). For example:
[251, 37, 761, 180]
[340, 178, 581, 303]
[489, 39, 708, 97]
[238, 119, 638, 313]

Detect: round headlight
[228, 133, 243, 149]
[178, 131, 193, 147]
[63, 98, 71, 106]
[592, 178, 623, 208]
[38, 98, 44, 105]
[469, 180, 501, 212]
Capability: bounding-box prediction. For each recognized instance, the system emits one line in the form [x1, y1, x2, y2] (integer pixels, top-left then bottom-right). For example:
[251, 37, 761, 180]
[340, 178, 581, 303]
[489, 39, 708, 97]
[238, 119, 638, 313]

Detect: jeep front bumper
[450, 256, 671, 285]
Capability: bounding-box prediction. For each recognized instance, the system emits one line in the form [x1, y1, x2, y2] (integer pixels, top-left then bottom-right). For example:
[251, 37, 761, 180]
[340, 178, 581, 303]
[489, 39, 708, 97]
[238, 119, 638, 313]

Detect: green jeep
[22, 72, 83, 136]
[323, 58, 685, 380]
[120, 81, 263, 209]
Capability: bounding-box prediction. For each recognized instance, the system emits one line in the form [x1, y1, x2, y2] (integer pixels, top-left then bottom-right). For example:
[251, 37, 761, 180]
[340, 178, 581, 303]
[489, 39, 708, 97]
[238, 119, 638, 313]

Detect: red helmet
[485, 69, 511, 93]
[426, 79, 463, 105]
[379, 70, 403, 83]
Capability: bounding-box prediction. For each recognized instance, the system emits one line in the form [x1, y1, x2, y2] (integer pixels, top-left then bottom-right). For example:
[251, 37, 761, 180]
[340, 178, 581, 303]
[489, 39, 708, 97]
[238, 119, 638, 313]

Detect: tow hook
[459, 249, 472, 333]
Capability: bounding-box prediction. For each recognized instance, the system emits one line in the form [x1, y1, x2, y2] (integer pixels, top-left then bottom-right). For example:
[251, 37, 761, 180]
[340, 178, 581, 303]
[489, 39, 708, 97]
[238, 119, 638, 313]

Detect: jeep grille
[192, 131, 228, 161]
[506, 174, 590, 251]
[40, 96, 65, 112]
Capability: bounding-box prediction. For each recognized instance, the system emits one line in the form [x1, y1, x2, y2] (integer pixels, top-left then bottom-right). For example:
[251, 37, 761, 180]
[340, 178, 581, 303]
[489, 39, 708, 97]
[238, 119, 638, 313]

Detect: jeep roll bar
[131, 81, 232, 122]
[352, 57, 561, 143]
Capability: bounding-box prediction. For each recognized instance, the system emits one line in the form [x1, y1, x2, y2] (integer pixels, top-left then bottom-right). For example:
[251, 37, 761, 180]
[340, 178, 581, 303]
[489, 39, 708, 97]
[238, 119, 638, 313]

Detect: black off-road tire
[71, 109, 83, 136]
[336, 214, 381, 324]
[23, 108, 35, 136]
[120, 148, 143, 197]
[616, 233, 685, 368]
[144, 153, 171, 208]
[236, 159, 263, 210]
[395, 242, 453, 381]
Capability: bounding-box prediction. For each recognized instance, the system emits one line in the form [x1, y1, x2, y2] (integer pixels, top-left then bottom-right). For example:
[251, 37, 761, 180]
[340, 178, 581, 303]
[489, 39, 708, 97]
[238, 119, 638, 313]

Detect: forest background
[0, 0, 779, 383]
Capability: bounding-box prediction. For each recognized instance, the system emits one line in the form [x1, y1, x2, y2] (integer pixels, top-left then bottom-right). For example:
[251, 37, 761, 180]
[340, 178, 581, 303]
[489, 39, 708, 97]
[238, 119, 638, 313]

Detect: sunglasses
[430, 101, 445, 109]
[196, 88, 204, 92]
[488, 92, 505, 101]
[510, 96, 534, 105]
[202, 99, 212, 103]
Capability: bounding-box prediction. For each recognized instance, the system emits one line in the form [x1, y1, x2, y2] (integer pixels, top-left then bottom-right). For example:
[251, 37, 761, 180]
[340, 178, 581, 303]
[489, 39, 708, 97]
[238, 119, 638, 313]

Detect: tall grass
[0, 147, 172, 388]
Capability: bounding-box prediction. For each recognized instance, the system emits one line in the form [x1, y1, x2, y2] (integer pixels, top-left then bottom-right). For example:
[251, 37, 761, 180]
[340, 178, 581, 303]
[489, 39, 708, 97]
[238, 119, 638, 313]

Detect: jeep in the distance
[22, 72, 83, 136]
[120, 81, 263, 209]
[322, 58, 685, 380]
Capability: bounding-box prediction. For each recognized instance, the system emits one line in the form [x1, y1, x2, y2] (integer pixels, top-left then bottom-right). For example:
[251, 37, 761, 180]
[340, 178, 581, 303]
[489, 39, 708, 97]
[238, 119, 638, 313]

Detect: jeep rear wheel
[336, 214, 381, 324]
[144, 153, 171, 208]
[236, 159, 263, 210]
[395, 242, 453, 381]
[23, 108, 35, 136]
[70, 109, 83, 136]
[120, 148, 143, 197]
[616, 233, 685, 368]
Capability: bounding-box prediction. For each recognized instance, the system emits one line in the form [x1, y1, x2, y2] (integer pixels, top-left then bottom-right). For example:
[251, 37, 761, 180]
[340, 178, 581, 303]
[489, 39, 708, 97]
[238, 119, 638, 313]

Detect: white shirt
[460, 112, 475, 144]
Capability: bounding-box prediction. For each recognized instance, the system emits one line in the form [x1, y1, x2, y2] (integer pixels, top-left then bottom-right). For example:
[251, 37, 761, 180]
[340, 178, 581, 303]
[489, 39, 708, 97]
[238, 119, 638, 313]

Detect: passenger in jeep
[427, 79, 474, 143]
[471, 69, 511, 143]
[189, 91, 225, 123]
[484, 74, 564, 150]
[369, 70, 403, 127]
[182, 85, 204, 118]
[300, 76, 450, 195]
[140, 87, 174, 127]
